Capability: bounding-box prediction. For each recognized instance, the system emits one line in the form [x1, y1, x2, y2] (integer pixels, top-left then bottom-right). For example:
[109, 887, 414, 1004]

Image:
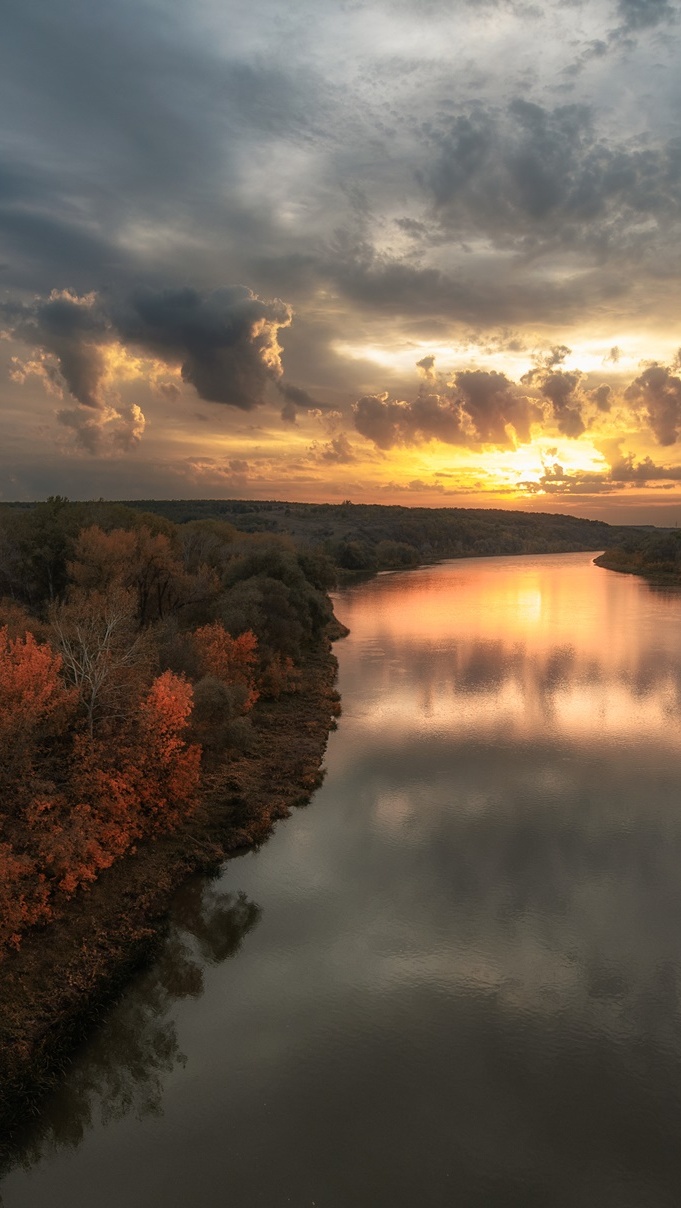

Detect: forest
[0, 497, 337, 961]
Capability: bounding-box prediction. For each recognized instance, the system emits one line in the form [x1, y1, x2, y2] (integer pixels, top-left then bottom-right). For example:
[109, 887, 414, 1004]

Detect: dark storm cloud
[313, 243, 594, 328]
[625, 363, 681, 445]
[1, 0, 678, 357]
[2, 0, 681, 495]
[0, 1, 328, 297]
[114, 287, 292, 408]
[1, 285, 293, 412]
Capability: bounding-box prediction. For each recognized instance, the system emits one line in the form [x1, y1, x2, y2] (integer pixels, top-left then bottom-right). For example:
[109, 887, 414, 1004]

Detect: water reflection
[5, 553, 681, 1207]
[2, 882, 260, 1176]
[334, 553, 681, 748]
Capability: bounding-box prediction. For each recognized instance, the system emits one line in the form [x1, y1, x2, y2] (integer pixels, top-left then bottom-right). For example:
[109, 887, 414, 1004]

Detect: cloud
[616, 0, 677, 31]
[455, 369, 541, 443]
[610, 451, 681, 481]
[625, 363, 681, 446]
[354, 370, 542, 450]
[522, 356, 586, 437]
[379, 478, 446, 494]
[277, 380, 324, 423]
[420, 97, 681, 279]
[57, 402, 146, 455]
[113, 286, 292, 408]
[1, 285, 294, 429]
[2, 290, 109, 409]
[353, 391, 468, 450]
[416, 354, 436, 380]
[2, 0, 681, 506]
[313, 433, 358, 463]
[519, 444, 681, 496]
[589, 383, 613, 412]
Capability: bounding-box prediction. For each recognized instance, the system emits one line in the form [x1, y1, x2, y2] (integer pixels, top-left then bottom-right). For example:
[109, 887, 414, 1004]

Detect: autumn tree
[68, 526, 138, 593]
[25, 795, 126, 899]
[72, 670, 202, 844]
[0, 626, 76, 785]
[135, 671, 202, 830]
[69, 524, 219, 627]
[193, 622, 259, 712]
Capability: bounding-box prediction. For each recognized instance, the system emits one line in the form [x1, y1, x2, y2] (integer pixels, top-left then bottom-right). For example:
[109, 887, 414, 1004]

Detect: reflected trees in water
[2, 880, 260, 1175]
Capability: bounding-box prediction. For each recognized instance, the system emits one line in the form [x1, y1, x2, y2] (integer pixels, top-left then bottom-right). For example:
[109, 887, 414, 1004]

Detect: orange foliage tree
[258, 653, 302, 699]
[0, 626, 75, 743]
[0, 627, 76, 781]
[135, 671, 202, 831]
[24, 795, 127, 899]
[193, 623, 259, 712]
[72, 670, 202, 845]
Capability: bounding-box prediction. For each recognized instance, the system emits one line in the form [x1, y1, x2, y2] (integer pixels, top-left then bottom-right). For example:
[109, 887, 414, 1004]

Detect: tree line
[40, 497, 642, 575]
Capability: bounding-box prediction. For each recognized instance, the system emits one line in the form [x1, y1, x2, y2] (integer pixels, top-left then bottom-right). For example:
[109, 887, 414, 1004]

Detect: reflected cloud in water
[333, 553, 681, 748]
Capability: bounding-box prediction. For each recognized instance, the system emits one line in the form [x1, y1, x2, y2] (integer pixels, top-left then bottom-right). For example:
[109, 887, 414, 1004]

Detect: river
[3, 552, 681, 1207]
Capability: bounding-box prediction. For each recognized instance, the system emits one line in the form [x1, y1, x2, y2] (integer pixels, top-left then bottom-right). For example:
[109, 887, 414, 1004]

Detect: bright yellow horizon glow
[331, 332, 681, 385]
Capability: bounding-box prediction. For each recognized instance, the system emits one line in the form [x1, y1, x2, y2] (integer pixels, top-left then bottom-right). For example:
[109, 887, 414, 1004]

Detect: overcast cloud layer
[2, 0, 681, 520]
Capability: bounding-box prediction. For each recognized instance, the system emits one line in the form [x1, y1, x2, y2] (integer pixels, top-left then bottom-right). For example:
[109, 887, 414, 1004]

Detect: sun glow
[404, 438, 609, 496]
[480, 439, 608, 487]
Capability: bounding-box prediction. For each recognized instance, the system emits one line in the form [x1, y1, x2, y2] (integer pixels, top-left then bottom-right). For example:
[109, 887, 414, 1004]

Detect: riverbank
[594, 551, 681, 585]
[0, 632, 341, 1160]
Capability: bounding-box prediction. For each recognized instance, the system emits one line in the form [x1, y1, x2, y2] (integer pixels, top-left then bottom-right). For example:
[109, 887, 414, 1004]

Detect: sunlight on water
[335, 554, 681, 751]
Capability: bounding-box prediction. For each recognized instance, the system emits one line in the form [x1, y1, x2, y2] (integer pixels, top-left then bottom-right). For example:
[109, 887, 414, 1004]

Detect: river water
[3, 552, 681, 1207]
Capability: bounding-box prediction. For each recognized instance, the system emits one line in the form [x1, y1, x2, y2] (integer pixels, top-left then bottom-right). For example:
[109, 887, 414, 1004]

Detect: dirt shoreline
[0, 634, 341, 1159]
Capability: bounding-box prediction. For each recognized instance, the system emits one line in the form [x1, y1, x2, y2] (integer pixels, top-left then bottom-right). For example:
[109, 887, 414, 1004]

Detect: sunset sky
[2, 0, 681, 522]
